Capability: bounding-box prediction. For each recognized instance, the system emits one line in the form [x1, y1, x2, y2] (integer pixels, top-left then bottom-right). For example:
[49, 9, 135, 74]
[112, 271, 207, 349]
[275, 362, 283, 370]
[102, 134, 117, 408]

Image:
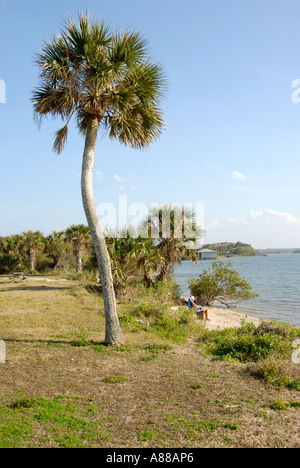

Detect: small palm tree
[85, 247, 101, 283]
[136, 236, 164, 287]
[44, 231, 66, 269]
[64, 224, 91, 273]
[21, 230, 44, 273]
[0, 235, 22, 256]
[142, 204, 203, 281]
[105, 227, 149, 297]
[0, 236, 25, 274]
[86, 227, 161, 292]
[32, 13, 166, 345]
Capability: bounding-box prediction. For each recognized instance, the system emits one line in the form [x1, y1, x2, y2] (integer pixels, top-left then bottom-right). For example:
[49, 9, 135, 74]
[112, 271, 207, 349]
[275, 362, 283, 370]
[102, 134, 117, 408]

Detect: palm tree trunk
[81, 118, 123, 346]
[74, 243, 83, 273]
[28, 248, 36, 273]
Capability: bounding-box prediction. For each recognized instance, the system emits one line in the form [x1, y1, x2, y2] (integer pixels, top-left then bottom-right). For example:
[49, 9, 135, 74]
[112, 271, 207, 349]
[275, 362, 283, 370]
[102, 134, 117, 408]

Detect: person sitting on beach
[188, 296, 210, 320]
[188, 296, 196, 309]
[195, 304, 210, 320]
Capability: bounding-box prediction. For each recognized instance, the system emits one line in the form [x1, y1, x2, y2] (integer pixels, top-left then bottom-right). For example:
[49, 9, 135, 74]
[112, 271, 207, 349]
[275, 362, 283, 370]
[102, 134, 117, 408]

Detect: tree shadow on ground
[4, 338, 107, 347]
[5, 286, 71, 292]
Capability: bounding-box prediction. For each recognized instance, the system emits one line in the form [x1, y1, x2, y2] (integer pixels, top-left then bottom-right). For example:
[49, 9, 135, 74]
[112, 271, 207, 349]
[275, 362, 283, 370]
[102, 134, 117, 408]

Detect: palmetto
[44, 231, 66, 269]
[141, 204, 204, 281]
[20, 230, 44, 273]
[32, 13, 166, 344]
[64, 224, 91, 273]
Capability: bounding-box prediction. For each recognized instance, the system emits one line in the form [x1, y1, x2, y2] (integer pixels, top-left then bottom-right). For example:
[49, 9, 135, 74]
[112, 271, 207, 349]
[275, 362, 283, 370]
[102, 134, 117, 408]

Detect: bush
[200, 320, 300, 389]
[252, 357, 293, 389]
[35, 252, 55, 272]
[131, 302, 162, 319]
[0, 254, 25, 274]
[120, 284, 195, 343]
[149, 279, 182, 304]
[288, 379, 300, 391]
[202, 322, 296, 363]
[188, 260, 258, 307]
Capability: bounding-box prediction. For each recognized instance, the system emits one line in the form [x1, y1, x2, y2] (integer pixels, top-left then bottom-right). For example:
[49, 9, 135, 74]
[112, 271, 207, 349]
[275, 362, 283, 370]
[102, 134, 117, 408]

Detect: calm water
[174, 253, 300, 327]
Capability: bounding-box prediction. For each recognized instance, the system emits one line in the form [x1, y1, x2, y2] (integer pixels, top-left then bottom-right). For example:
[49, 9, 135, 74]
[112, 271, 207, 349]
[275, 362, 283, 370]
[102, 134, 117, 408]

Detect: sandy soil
[195, 306, 261, 331]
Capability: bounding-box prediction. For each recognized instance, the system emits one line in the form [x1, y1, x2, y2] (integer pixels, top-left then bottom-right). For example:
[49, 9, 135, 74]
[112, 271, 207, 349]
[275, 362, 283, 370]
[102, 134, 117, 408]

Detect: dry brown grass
[0, 276, 299, 448]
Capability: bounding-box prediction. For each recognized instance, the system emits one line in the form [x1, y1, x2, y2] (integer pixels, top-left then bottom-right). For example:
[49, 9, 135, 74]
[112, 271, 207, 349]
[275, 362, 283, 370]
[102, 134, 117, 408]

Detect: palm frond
[109, 30, 148, 68]
[32, 13, 167, 153]
[32, 84, 76, 119]
[53, 124, 69, 154]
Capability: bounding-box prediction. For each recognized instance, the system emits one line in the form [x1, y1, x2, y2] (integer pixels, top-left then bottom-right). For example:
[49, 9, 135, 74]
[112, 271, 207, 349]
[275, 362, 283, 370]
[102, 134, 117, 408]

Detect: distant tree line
[0, 206, 203, 298]
[203, 241, 257, 257]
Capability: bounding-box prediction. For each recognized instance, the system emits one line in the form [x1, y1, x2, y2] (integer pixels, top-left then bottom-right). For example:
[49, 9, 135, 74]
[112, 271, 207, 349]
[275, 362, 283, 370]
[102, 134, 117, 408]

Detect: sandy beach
[198, 306, 261, 331]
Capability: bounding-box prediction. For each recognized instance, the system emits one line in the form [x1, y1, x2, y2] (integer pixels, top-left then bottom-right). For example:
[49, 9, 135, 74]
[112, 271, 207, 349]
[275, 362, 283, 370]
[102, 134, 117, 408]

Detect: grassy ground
[0, 276, 299, 448]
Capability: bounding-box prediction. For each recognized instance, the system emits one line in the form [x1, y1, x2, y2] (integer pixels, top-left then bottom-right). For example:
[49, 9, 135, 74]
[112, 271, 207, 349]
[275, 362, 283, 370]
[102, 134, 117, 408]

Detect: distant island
[202, 242, 256, 257]
[201, 243, 300, 257]
[257, 248, 300, 254]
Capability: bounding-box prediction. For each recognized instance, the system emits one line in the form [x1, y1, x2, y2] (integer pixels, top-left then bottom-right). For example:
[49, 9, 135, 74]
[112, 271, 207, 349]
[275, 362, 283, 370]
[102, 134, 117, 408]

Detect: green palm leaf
[32, 12, 167, 151]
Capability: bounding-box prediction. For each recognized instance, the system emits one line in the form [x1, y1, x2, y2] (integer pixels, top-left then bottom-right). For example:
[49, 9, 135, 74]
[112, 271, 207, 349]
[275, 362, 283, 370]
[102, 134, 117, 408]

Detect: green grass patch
[0, 402, 33, 448]
[224, 422, 240, 431]
[206, 372, 220, 378]
[140, 353, 159, 362]
[265, 398, 300, 411]
[288, 378, 300, 391]
[138, 428, 158, 442]
[103, 376, 128, 384]
[0, 394, 111, 448]
[191, 383, 203, 390]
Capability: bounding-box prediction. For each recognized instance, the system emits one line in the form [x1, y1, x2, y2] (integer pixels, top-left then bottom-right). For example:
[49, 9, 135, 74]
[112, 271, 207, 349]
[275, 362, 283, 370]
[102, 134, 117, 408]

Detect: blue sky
[1, 0, 300, 248]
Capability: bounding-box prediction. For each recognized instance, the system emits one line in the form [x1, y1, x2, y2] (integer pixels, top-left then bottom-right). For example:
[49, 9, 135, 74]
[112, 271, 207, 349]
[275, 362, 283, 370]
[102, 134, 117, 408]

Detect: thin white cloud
[128, 172, 137, 181]
[130, 185, 138, 190]
[232, 171, 247, 180]
[205, 219, 224, 229]
[205, 217, 249, 229]
[114, 174, 122, 183]
[225, 217, 249, 226]
[42, 164, 80, 178]
[96, 171, 104, 180]
[251, 209, 300, 226]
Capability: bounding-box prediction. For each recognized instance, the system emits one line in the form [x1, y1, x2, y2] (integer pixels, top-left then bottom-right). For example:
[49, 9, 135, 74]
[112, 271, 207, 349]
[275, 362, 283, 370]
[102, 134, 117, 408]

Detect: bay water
[174, 253, 300, 327]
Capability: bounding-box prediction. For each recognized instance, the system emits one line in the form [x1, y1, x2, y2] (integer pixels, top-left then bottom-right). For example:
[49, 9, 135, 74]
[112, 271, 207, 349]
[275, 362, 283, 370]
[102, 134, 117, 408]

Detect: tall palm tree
[32, 13, 166, 345]
[64, 224, 91, 273]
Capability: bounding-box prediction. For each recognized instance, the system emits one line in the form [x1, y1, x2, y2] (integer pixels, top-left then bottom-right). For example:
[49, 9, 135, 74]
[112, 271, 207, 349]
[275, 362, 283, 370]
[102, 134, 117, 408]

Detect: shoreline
[200, 305, 261, 331]
[181, 297, 261, 330]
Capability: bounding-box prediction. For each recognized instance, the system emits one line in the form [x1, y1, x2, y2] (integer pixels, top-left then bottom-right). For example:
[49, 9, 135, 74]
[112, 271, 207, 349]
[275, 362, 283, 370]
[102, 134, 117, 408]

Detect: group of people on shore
[188, 296, 210, 320]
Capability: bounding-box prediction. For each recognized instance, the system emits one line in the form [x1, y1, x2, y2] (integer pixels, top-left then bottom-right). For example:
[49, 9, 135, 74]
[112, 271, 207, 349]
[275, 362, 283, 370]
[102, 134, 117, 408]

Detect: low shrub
[119, 280, 196, 343]
[200, 321, 300, 390]
[265, 399, 300, 411]
[202, 322, 299, 363]
[288, 378, 300, 391]
[252, 357, 290, 388]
